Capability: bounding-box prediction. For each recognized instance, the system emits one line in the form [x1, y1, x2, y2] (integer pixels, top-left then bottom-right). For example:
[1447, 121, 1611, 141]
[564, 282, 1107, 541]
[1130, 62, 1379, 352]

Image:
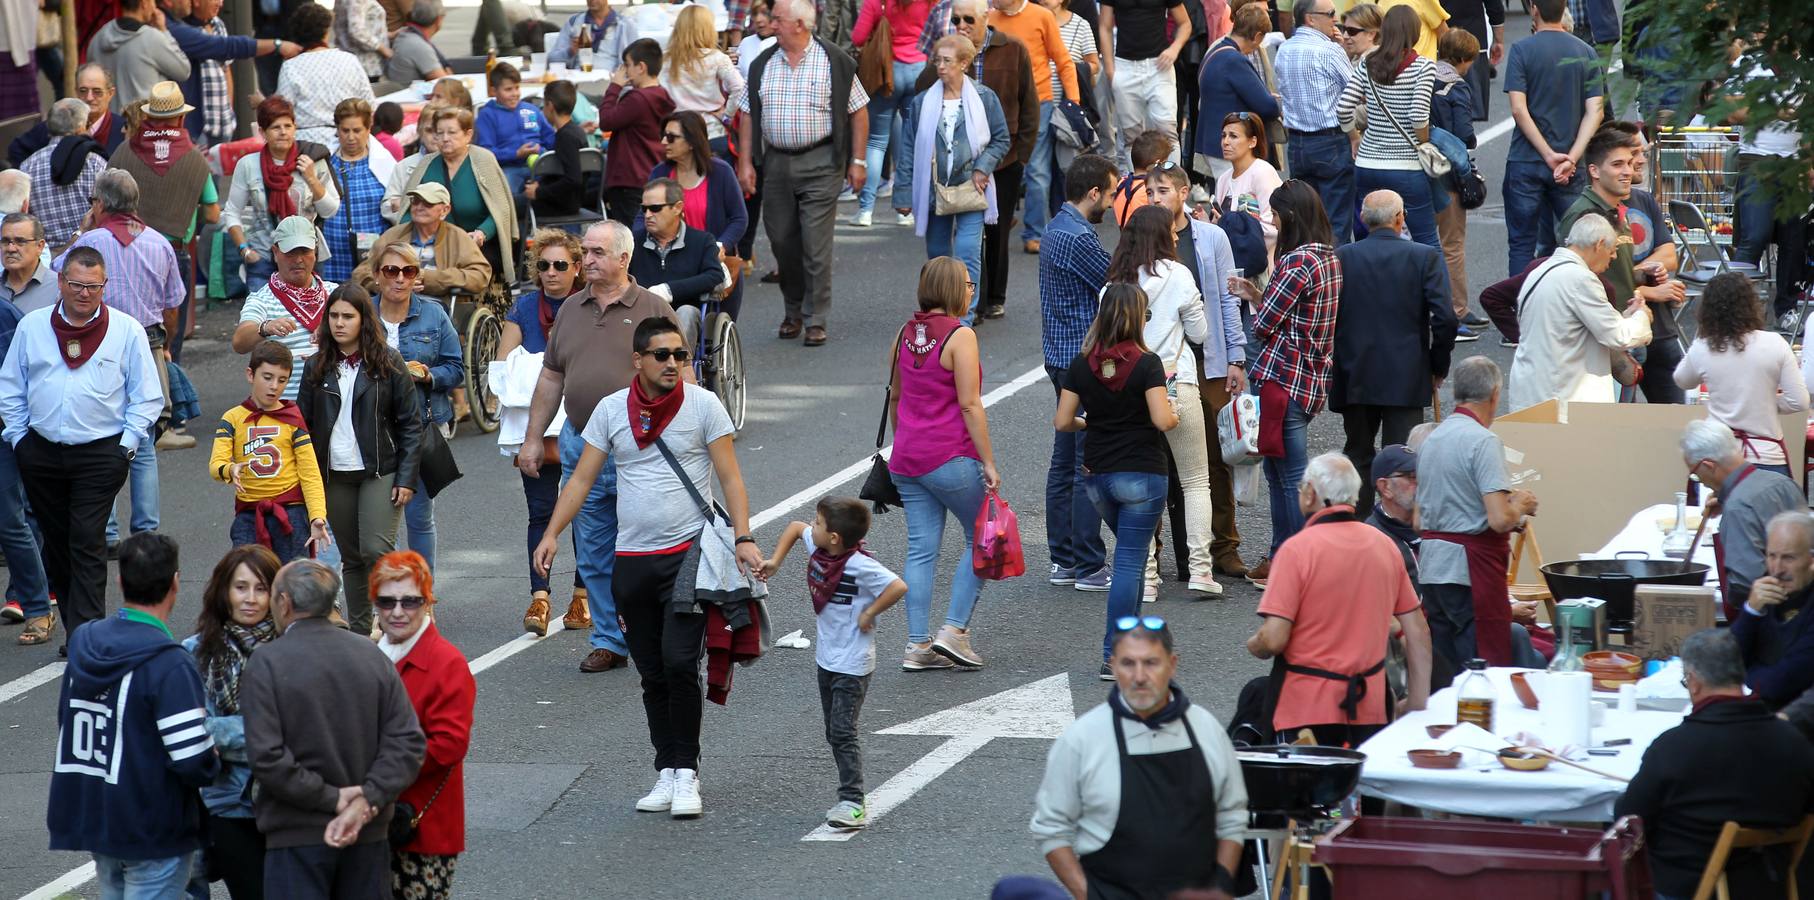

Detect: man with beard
[1728, 511, 1814, 708]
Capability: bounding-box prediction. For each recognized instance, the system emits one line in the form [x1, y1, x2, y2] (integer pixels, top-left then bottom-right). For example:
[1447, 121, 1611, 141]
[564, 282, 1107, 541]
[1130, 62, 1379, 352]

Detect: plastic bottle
[1455, 658, 1496, 733]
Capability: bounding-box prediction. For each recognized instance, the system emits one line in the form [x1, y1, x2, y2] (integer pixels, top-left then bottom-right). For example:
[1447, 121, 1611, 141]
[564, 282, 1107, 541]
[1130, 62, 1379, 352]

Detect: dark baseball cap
[1371, 444, 1417, 481]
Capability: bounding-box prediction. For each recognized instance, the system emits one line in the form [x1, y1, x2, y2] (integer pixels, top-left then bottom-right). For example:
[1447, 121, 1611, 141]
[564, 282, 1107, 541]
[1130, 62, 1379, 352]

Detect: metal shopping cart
[1650, 125, 1743, 248]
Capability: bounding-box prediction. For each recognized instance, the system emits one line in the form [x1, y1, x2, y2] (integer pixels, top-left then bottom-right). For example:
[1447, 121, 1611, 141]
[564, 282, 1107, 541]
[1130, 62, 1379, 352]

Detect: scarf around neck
[902, 309, 959, 368]
[537, 291, 565, 340]
[808, 541, 870, 614]
[202, 619, 277, 715]
[1087, 340, 1143, 391]
[240, 397, 308, 429]
[268, 273, 328, 332]
[49, 301, 108, 368]
[94, 211, 146, 247]
[261, 143, 300, 222]
[909, 76, 998, 235]
[50, 133, 102, 187]
[129, 123, 196, 177]
[628, 377, 684, 449]
[1109, 681, 1191, 729]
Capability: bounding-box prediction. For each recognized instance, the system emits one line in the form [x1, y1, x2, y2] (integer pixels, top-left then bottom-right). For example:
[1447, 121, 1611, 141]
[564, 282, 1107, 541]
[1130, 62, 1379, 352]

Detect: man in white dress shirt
[1506, 212, 1652, 412]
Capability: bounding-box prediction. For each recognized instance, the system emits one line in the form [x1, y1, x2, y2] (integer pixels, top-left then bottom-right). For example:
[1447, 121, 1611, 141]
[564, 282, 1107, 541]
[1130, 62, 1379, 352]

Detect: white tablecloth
[1356, 668, 1683, 821]
[1593, 502, 1720, 581]
[376, 63, 614, 107]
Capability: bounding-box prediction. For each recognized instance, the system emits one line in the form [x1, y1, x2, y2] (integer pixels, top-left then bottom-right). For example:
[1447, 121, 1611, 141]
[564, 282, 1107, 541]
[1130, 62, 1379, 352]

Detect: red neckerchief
[628, 376, 684, 449]
[1087, 340, 1143, 391]
[93, 211, 146, 247]
[1691, 692, 1753, 715]
[1453, 405, 1487, 426]
[128, 123, 195, 176]
[240, 397, 307, 429]
[537, 291, 562, 341]
[48, 301, 108, 369]
[89, 111, 113, 142]
[902, 310, 959, 369]
[1394, 49, 1416, 75]
[808, 541, 871, 614]
[260, 143, 300, 222]
[268, 273, 328, 332]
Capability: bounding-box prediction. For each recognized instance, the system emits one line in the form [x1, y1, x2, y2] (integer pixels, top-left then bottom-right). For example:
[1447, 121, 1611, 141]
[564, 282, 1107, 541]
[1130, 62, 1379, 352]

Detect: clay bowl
[1593, 671, 1642, 692]
[1510, 671, 1540, 710]
[1583, 650, 1643, 675]
[1409, 749, 1463, 769]
[1498, 748, 1553, 771]
[1425, 724, 1456, 740]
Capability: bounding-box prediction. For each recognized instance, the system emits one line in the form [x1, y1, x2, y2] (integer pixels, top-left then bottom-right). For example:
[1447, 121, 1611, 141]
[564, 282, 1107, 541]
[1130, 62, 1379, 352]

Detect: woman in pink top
[849, 0, 935, 226]
[1675, 273, 1808, 477]
[1211, 111, 1283, 265]
[887, 257, 1001, 672]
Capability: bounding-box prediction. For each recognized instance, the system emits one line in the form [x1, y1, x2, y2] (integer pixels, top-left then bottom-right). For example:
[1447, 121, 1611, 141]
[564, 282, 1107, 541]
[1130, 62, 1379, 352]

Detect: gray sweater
[87, 19, 192, 114]
[241, 616, 426, 849]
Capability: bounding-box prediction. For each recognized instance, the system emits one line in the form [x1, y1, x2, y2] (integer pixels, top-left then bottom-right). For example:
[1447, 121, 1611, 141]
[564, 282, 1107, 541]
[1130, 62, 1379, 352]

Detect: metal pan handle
[1615, 550, 1651, 560]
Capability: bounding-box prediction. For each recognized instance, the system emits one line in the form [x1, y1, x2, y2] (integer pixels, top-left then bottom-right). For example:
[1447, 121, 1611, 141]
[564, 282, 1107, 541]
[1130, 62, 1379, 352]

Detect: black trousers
[615, 551, 708, 771]
[208, 815, 267, 900]
[818, 666, 870, 802]
[1636, 333, 1686, 405]
[981, 161, 1025, 308]
[16, 431, 129, 639]
[739, 168, 764, 260]
[1340, 404, 1423, 517]
[262, 841, 390, 900]
[605, 186, 645, 228]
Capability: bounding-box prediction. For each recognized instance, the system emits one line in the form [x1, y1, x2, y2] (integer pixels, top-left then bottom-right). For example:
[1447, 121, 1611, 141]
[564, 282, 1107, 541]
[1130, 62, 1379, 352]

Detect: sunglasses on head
[642, 202, 677, 214]
[642, 348, 691, 362]
[1114, 615, 1168, 633]
[378, 265, 420, 279]
[950, 13, 977, 24]
[536, 259, 572, 272]
[375, 594, 426, 610]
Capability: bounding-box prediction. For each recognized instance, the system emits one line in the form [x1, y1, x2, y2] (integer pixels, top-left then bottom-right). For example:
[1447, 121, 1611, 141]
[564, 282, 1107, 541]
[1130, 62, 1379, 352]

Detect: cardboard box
[1630, 584, 1718, 661]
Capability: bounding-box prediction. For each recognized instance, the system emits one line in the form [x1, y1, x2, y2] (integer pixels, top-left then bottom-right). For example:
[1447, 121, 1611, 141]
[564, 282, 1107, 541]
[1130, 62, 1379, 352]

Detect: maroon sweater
[597, 82, 675, 189]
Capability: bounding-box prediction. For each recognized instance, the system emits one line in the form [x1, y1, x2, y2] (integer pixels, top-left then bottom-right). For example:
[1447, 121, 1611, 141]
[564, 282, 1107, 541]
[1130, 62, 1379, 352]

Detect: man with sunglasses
[629, 178, 726, 350]
[1031, 616, 1248, 900]
[351, 183, 492, 300]
[1274, 0, 1356, 244]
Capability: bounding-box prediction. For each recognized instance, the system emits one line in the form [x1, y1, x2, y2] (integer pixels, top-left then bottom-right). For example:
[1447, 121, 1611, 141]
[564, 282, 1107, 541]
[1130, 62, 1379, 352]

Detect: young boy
[761, 496, 906, 830]
[1113, 130, 1176, 227]
[210, 341, 330, 563]
[476, 61, 558, 195]
[524, 79, 590, 219]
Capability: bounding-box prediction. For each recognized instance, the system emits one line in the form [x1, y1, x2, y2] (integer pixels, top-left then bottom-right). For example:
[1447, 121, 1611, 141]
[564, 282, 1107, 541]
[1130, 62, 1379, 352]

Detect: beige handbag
[932, 179, 988, 216]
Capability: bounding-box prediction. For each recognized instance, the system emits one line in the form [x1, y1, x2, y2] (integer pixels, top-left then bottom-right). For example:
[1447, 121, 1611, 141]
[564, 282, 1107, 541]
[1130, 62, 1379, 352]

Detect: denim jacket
[893, 80, 1012, 212]
[181, 634, 254, 819]
[390, 294, 465, 425]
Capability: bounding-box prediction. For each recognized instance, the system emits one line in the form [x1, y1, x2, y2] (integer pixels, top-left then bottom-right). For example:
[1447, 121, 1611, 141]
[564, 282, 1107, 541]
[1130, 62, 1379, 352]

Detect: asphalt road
[0, 12, 1556, 897]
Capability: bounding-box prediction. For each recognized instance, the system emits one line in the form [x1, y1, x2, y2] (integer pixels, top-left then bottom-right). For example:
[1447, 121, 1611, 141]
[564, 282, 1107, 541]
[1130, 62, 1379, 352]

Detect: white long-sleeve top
[660, 49, 744, 139]
[1120, 259, 1210, 385]
[1674, 330, 1808, 465]
[1506, 248, 1652, 412]
[220, 152, 341, 253]
[1030, 701, 1248, 858]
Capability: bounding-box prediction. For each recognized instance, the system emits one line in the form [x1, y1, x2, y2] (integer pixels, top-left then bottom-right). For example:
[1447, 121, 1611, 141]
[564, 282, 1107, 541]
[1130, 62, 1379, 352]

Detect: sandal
[19, 613, 55, 646]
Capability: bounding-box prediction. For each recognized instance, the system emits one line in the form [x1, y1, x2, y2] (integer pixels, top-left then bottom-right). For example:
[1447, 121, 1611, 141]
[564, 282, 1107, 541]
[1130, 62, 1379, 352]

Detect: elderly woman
[1675, 273, 1808, 478]
[276, 2, 377, 148]
[183, 544, 282, 900]
[323, 98, 396, 283]
[650, 111, 748, 319]
[223, 96, 341, 286]
[1507, 213, 1654, 412]
[892, 35, 1010, 325]
[382, 101, 444, 225]
[402, 105, 519, 284]
[888, 258, 1000, 672]
[373, 242, 463, 572]
[371, 550, 475, 900]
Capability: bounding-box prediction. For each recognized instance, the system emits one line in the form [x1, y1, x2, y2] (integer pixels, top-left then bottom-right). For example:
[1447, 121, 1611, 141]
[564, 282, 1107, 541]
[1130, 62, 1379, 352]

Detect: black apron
[1259, 508, 1386, 745]
[1079, 712, 1222, 900]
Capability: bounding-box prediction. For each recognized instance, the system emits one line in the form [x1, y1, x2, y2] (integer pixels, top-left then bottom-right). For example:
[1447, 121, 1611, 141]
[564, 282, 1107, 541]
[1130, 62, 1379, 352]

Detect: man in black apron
[1030, 618, 1247, 899]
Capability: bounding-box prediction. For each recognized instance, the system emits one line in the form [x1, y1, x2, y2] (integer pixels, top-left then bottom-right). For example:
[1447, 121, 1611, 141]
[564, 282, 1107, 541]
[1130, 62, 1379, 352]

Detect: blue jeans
[1084, 471, 1167, 661]
[523, 462, 583, 594]
[94, 853, 191, 900]
[503, 163, 531, 197]
[1357, 166, 1439, 249]
[559, 422, 626, 654]
[105, 429, 159, 541]
[403, 476, 435, 573]
[859, 60, 926, 213]
[229, 504, 311, 565]
[0, 434, 48, 616]
[891, 456, 988, 644]
[1503, 158, 1586, 277]
[1289, 131, 1357, 244]
[1261, 392, 1311, 553]
[1022, 101, 1057, 242]
[1046, 366, 1106, 574]
[1734, 154, 1778, 266]
[925, 209, 985, 323]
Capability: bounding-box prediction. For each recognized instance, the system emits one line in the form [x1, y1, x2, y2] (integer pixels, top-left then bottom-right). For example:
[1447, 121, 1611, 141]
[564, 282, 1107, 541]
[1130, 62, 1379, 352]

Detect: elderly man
[1729, 511, 1814, 708]
[1615, 629, 1814, 900]
[351, 183, 490, 298]
[387, 0, 454, 84]
[1274, 0, 1355, 244]
[87, 0, 192, 112]
[0, 246, 162, 647]
[21, 99, 108, 250]
[632, 178, 725, 348]
[0, 214, 56, 315]
[1680, 419, 1807, 621]
[986, 0, 1076, 253]
[1416, 356, 1541, 675]
[1367, 444, 1420, 579]
[0, 213, 53, 641]
[1247, 453, 1432, 747]
[1333, 191, 1457, 516]
[736, 0, 870, 347]
[241, 560, 426, 899]
[9, 64, 126, 166]
[549, 0, 640, 69]
[1031, 619, 1247, 898]
[0, 170, 28, 217]
[231, 217, 338, 400]
[1506, 213, 1652, 411]
[911, 0, 1037, 321]
[519, 221, 683, 672]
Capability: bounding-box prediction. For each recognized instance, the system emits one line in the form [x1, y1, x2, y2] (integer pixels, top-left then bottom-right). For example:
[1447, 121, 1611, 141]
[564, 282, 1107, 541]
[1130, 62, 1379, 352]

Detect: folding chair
[1671, 198, 1767, 285]
[1690, 815, 1814, 900]
[526, 147, 605, 232]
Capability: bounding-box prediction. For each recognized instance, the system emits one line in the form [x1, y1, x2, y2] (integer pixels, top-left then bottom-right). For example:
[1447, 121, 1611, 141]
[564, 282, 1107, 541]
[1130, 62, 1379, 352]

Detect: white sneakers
[848, 209, 873, 227]
[635, 768, 676, 812]
[635, 767, 703, 818]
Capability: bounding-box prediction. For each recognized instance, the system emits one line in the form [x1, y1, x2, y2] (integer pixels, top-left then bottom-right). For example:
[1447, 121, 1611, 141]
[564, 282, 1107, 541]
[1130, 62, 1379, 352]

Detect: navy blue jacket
[48, 610, 220, 860]
[171, 17, 259, 140]
[8, 116, 125, 168]
[1194, 38, 1280, 161]
[649, 158, 748, 252]
[1431, 70, 1477, 149]
[628, 223, 724, 309]
[1330, 230, 1456, 411]
[1729, 586, 1814, 707]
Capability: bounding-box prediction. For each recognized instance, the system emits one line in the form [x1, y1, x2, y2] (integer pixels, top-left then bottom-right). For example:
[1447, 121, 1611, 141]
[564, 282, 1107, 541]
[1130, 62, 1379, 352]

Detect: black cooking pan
[1540, 551, 1710, 627]
[1236, 744, 1366, 818]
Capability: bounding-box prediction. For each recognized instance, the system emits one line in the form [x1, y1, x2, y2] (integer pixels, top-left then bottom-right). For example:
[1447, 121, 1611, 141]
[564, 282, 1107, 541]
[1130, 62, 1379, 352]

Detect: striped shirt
[239, 279, 340, 400]
[1336, 55, 1437, 170]
[1252, 244, 1341, 415]
[59, 227, 186, 330]
[1273, 27, 1351, 132]
[739, 40, 870, 151]
[1051, 14, 1096, 101]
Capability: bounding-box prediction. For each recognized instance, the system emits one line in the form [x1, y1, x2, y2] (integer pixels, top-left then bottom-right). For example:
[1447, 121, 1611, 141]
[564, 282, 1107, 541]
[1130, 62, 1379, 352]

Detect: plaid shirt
[60, 226, 186, 330]
[726, 0, 752, 32]
[319, 155, 388, 283]
[21, 140, 106, 248]
[1273, 27, 1350, 133]
[200, 17, 234, 143]
[738, 40, 870, 150]
[917, 0, 954, 56]
[1038, 203, 1111, 368]
[1252, 243, 1341, 415]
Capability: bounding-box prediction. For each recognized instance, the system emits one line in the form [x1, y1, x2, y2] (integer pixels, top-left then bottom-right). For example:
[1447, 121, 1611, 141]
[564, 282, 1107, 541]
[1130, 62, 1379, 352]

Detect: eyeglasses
[950, 14, 977, 24]
[1341, 25, 1373, 36]
[641, 202, 677, 214]
[1306, 8, 1336, 17]
[1113, 615, 1168, 633]
[536, 259, 572, 272]
[375, 594, 426, 610]
[64, 280, 106, 294]
[378, 265, 420, 279]
[934, 56, 963, 67]
[0, 236, 40, 247]
[660, 132, 685, 143]
[642, 348, 691, 362]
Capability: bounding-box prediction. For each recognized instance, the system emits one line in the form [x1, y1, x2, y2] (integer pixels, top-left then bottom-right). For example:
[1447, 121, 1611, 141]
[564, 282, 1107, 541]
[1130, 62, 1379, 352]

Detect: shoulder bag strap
[1514, 259, 1570, 320]
[1361, 66, 1423, 157]
[878, 324, 907, 450]
[652, 434, 724, 524]
[410, 768, 455, 823]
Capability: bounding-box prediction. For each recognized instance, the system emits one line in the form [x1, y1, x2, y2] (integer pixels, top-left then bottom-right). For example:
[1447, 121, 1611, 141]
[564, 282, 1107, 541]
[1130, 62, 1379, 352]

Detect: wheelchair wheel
[705, 311, 745, 431]
[463, 304, 503, 434]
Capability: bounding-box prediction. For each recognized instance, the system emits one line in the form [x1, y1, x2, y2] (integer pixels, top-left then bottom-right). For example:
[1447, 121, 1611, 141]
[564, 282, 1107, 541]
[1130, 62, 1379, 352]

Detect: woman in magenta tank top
[887, 258, 1001, 673]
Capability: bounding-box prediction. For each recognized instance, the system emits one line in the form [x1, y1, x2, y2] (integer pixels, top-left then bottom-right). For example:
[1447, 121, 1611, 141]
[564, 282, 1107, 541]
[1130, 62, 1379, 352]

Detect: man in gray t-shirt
[385, 10, 451, 85]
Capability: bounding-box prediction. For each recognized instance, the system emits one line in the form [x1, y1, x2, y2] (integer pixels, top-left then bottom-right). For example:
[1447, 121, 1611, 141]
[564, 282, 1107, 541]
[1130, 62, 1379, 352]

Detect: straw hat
[143, 81, 195, 119]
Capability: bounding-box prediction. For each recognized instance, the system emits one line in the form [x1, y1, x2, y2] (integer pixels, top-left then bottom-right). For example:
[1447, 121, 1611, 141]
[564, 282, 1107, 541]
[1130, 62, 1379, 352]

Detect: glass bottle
[1455, 659, 1496, 732]
[1548, 604, 1586, 672]
[1662, 491, 1693, 560]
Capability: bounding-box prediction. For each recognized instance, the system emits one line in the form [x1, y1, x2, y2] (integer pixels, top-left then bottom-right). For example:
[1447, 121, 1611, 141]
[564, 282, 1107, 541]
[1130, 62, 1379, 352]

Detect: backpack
[1218, 201, 1270, 278]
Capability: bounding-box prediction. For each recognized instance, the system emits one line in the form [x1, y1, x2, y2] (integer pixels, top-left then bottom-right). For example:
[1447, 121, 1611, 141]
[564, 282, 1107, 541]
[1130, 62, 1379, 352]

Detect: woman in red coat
[372, 550, 476, 900]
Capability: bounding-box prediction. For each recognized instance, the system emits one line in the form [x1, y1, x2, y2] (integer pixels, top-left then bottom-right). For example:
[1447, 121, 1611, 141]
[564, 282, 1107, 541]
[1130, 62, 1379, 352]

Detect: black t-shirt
[1102, 0, 1183, 61]
[1064, 351, 1169, 475]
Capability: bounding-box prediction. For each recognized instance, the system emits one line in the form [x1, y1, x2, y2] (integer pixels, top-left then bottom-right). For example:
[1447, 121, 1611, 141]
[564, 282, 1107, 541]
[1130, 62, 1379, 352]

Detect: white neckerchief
[378, 617, 432, 664]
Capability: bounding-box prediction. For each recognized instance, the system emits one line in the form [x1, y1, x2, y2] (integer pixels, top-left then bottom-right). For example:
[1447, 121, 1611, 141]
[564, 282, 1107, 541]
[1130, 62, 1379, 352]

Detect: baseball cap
[1371, 444, 1417, 481]
[407, 182, 451, 206]
[271, 216, 318, 253]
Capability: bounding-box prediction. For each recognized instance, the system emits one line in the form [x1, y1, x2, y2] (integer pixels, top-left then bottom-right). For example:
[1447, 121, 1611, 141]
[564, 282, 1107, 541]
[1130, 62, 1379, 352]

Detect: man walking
[1274, 0, 1355, 243]
[241, 559, 426, 898]
[1040, 153, 1117, 591]
[736, 0, 870, 347]
[48, 533, 219, 898]
[519, 221, 682, 671]
[1502, 0, 1602, 277]
[1097, 0, 1190, 170]
[1332, 191, 1455, 516]
[0, 246, 162, 646]
[0, 213, 52, 641]
[535, 317, 763, 820]
[987, 0, 1079, 253]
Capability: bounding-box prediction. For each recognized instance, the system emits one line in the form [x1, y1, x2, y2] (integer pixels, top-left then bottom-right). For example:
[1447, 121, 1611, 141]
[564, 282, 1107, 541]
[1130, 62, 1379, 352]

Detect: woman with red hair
[370, 550, 474, 900]
[222, 95, 342, 285]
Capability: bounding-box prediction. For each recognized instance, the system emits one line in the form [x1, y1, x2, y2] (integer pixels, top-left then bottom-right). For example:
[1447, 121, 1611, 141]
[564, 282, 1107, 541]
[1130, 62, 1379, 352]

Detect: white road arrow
[802, 673, 1076, 842]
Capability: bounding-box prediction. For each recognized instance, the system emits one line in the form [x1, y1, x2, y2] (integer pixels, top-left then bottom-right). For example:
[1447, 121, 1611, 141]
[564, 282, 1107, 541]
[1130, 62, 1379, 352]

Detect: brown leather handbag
[858, 4, 894, 97]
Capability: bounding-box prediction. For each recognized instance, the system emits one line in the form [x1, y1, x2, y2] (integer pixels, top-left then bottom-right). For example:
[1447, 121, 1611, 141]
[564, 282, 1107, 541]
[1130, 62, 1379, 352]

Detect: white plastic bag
[1233, 463, 1263, 507]
[1218, 393, 1263, 466]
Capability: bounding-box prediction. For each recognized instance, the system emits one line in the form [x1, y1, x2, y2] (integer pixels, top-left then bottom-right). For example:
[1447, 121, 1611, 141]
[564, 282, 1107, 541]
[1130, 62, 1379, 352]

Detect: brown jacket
[352, 221, 493, 297]
[915, 30, 1039, 168]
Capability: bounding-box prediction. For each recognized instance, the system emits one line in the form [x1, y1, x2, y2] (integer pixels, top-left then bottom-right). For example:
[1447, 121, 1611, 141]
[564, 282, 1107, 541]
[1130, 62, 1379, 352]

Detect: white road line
[801, 733, 993, 842]
[468, 620, 571, 676]
[0, 663, 63, 704]
[1477, 115, 1516, 146]
[19, 861, 95, 900]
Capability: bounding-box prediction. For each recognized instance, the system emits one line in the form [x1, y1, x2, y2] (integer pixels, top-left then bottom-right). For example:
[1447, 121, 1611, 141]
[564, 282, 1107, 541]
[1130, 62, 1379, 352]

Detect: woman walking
[1676, 273, 1808, 478]
[1337, 5, 1439, 247]
[372, 242, 463, 571]
[849, 0, 934, 227]
[888, 257, 1001, 671]
[1054, 285, 1179, 676]
[223, 96, 340, 286]
[322, 98, 395, 283]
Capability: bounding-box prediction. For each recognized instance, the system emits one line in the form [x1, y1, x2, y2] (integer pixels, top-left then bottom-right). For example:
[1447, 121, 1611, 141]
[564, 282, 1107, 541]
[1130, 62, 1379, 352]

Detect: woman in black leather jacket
[298, 285, 423, 635]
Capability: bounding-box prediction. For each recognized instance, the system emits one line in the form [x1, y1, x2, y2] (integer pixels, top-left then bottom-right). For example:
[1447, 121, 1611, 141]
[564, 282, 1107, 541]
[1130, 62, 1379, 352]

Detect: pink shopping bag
[973, 489, 1025, 580]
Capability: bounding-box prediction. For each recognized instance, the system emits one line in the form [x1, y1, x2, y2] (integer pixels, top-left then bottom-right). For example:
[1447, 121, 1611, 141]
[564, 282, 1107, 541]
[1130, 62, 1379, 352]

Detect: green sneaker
[826, 799, 867, 829]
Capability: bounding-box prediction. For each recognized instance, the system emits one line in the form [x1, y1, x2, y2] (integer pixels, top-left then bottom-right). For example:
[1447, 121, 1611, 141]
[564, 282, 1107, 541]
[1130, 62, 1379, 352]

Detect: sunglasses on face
[1114, 615, 1168, 633]
[660, 132, 685, 143]
[537, 259, 572, 272]
[375, 595, 426, 610]
[378, 265, 420, 279]
[642, 202, 677, 214]
[1341, 25, 1372, 36]
[642, 348, 690, 362]
[950, 14, 977, 24]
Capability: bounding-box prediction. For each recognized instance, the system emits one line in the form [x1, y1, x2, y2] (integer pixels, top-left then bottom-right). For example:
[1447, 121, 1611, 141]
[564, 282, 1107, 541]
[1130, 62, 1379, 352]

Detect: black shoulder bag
[388, 768, 452, 846]
[859, 326, 907, 513]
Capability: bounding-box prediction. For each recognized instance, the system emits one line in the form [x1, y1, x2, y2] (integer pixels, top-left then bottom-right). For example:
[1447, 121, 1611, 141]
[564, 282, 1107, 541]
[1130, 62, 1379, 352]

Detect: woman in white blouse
[1677, 272, 1809, 478]
[222, 95, 341, 285]
[1106, 205, 1219, 597]
[332, 0, 391, 80]
[277, 3, 376, 147]
[659, 5, 744, 145]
